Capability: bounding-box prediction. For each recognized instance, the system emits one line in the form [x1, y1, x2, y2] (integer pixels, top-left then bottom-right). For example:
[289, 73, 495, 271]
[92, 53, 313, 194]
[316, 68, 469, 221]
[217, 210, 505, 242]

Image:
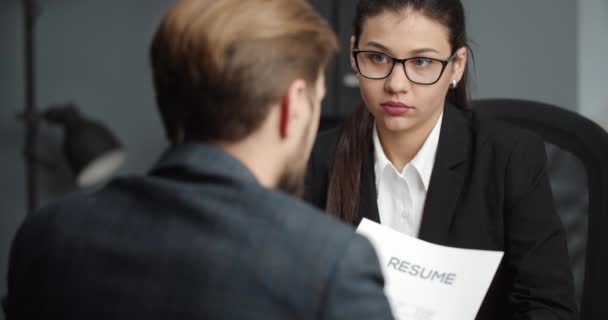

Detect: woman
[304, 0, 577, 319]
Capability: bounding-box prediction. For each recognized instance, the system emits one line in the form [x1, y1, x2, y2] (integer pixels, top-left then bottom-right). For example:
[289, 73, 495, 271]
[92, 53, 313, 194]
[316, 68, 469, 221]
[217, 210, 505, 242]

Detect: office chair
[473, 98, 608, 320]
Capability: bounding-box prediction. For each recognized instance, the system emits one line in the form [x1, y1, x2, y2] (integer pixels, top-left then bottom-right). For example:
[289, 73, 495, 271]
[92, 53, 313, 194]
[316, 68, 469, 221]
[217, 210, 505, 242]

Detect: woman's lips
[381, 101, 413, 115]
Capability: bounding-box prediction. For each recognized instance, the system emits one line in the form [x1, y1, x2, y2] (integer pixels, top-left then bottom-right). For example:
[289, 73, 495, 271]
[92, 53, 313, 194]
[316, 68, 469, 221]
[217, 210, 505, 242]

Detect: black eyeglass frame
[352, 49, 458, 85]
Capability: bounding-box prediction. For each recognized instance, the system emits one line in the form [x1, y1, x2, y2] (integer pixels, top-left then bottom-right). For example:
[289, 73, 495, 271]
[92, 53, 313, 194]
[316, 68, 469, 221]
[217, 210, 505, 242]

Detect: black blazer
[305, 105, 578, 320]
[4, 144, 394, 320]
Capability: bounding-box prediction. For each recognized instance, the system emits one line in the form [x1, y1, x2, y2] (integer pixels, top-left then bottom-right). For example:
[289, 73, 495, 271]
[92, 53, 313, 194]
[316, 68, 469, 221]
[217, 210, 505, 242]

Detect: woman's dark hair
[326, 0, 471, 223]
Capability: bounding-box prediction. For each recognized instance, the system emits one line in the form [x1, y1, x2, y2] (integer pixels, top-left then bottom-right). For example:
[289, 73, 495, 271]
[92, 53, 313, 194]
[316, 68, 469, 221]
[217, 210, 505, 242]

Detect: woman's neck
[376, 112, 442, 172]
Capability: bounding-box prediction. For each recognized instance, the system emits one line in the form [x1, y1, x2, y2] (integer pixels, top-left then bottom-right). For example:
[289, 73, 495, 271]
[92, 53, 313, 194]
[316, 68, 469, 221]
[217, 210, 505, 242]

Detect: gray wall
[0, 1, 172, 317]
[462, 0, 579, 110]
[0, 2, 27, 315]
[579, 0, 608, 130]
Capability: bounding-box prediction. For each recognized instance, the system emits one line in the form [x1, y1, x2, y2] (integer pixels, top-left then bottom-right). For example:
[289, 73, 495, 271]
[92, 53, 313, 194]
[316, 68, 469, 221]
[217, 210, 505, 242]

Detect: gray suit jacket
[4, 144, 394, 320]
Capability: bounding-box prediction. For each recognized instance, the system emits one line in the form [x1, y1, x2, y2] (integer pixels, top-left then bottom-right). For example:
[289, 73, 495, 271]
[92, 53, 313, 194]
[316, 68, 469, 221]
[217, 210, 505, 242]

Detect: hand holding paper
[357, 218, 503, 320]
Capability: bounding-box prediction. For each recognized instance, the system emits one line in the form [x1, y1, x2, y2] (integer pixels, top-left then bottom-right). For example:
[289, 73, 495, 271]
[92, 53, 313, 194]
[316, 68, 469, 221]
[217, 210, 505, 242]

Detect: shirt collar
[149, 143, 258, 185]
[373, 125, 392, 181]
[373, 111, 443, 190]
[411, 112, 443, 190]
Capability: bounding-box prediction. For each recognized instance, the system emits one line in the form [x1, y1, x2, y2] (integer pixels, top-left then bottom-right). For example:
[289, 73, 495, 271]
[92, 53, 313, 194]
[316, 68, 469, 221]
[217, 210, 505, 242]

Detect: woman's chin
[381, 116, 415, 133]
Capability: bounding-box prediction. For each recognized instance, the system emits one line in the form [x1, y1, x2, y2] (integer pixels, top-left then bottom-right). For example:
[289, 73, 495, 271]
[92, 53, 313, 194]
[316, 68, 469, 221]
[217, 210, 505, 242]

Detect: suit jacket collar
[356, 104, 472, 244]
[149, 143, 258, 185]
[417, 104, 471, 244]
[356, 141, 380, 226]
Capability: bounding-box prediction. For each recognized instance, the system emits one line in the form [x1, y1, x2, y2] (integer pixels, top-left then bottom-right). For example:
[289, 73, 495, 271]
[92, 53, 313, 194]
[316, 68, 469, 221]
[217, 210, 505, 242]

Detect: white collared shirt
[373, 112, 443, 237]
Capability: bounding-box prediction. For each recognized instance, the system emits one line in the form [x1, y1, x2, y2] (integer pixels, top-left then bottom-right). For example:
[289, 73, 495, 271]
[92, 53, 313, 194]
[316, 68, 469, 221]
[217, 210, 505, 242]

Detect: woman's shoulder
[310, 127, 341, 162]
[314, 127, 341, 149]
[467, 108, 546, 153]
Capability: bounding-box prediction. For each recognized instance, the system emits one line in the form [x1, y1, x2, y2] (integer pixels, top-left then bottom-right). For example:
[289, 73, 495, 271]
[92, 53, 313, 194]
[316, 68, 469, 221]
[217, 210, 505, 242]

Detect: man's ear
[279, 79, 307, 139]
[279, 95, 290, 139]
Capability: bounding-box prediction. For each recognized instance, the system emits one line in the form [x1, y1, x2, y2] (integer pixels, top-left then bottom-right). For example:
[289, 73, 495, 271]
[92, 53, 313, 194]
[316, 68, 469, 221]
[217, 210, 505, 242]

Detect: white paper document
[357, 218, 503, 320]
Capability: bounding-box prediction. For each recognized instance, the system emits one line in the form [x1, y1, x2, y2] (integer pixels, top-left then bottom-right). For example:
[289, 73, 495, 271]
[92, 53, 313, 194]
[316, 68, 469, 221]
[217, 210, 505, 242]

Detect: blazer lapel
[355, 140, 381, 226]
[418, 105, 471, 245]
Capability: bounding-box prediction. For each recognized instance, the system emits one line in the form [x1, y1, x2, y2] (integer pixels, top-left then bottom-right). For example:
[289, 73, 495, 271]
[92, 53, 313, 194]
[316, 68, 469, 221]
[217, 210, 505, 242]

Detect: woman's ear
[452, 46, 468, 82]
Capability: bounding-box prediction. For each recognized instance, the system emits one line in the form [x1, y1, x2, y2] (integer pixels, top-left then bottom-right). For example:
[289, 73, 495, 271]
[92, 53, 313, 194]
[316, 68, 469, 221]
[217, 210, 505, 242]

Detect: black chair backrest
[473, 98, 608, 320]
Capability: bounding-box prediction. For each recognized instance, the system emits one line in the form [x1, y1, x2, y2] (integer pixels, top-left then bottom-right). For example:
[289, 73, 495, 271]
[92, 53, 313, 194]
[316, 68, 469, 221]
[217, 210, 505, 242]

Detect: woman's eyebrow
[362, 41, 391, 52]
[361, 42, 441, 56]
[409, 48, 441, 55]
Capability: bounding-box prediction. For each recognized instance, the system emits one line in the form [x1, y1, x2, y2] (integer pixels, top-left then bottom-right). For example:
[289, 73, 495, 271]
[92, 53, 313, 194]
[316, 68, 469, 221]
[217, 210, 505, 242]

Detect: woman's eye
[414, 58, 432, 67]
[368, 53, 388, 63]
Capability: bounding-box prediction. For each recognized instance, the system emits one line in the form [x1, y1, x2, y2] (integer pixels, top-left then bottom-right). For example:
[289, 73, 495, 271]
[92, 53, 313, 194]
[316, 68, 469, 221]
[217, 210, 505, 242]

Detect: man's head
[150, 0, 337, 195]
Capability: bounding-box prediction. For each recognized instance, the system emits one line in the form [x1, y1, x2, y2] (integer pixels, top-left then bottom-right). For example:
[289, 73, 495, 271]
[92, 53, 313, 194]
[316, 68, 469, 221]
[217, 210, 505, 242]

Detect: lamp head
[44, 104, 125, 187]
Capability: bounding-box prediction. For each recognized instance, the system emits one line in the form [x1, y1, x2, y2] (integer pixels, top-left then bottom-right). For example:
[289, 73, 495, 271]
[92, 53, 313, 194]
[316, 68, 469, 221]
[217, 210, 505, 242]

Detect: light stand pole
[22, 0, 40, 214]
[19, 1, 125, 214]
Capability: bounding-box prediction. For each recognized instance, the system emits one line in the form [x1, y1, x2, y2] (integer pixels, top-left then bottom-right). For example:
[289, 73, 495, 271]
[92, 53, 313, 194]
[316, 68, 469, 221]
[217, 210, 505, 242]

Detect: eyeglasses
[352, 49, 457, 85]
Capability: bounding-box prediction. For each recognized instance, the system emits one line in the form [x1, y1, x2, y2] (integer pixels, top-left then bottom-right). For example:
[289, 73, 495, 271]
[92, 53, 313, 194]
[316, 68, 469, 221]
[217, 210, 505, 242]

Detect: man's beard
[276, 165, 306, 198]
[276, 109, 314, 198]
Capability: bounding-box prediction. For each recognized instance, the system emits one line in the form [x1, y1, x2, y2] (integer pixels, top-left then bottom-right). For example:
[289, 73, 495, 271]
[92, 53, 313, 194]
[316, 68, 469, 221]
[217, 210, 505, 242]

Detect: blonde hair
[151, 0, 338, 143]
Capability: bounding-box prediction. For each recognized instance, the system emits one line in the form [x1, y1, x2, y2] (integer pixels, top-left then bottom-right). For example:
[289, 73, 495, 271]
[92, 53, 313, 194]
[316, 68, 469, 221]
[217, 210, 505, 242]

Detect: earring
[451, 80, 458, 89]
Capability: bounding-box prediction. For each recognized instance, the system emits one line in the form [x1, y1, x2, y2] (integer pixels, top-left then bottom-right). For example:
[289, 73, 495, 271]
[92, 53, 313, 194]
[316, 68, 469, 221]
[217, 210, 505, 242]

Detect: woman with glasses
[304, 0, 577, 319]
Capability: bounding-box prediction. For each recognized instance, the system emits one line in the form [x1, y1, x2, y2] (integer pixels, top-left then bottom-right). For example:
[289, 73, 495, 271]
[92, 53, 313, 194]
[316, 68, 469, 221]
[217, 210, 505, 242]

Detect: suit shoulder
[306, 128, 342, 182]
[17, 177, 146, 239]
[470, 110, 545, 152]
[312, 128, 340, 156]
[25, 190, 94, 225]
[10, 189, 104, 258]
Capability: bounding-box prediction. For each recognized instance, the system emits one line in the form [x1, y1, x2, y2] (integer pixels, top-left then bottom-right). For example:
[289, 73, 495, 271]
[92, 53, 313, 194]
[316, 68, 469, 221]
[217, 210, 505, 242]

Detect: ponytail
[326, 104, 374, 223]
